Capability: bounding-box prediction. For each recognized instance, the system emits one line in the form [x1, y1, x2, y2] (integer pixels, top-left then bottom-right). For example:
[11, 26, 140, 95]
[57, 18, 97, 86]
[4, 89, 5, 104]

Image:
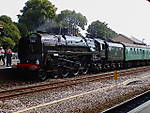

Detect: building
[112, 34, 146, 45]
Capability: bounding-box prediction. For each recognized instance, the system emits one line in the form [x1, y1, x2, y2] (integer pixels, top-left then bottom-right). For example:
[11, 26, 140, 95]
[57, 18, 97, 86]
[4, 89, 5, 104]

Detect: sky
[1, 0, 150, 44]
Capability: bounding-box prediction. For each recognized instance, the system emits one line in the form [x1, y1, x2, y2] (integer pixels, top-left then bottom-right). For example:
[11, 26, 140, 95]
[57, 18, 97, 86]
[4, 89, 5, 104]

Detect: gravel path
[0, 70, 150, 113]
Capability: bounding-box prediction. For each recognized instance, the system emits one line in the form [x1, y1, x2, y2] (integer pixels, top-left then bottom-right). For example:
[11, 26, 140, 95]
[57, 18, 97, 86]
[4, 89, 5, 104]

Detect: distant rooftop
[112, 34, 146, 45]
[130, 36, 145, 45]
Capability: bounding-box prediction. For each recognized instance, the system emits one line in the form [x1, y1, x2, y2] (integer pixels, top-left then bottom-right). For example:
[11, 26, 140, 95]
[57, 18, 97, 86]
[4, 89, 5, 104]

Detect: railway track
[102, 90, 150, 113]
[0, 65, 148, 89]
[0, 66, 149, 100]
[0, 81, 36, 89]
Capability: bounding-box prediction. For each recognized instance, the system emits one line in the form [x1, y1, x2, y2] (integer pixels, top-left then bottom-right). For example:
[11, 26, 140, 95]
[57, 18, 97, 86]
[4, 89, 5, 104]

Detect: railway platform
[0, 59, 18, 69]
[129, 100, 150, 113]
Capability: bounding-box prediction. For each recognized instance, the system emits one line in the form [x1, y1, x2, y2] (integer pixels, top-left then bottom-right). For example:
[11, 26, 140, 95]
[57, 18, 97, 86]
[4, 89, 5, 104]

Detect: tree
[1, 37, 15, 49]
[15, 23, 28, 37]
[0, 15, 12, 24]
[0, 15, 21, 49]
[4, 23, 21, 43]
[18, 0, 57, 32]
[56, 10, 87, 30]
[86, 20, 117, 40]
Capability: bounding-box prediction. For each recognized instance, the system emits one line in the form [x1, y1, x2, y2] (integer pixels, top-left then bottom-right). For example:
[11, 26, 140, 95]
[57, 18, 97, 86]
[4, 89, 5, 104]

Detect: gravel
[0, 70, 150, 113]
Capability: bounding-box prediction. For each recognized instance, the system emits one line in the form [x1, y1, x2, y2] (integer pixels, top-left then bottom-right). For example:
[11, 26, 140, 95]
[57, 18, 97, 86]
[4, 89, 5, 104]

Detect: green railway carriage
[145, 48, 150, 59]
[123, 43, 150, 61]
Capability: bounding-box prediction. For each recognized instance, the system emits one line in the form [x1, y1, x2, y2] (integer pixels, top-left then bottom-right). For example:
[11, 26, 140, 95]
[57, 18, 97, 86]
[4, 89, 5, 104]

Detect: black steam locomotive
[17, 31, 150, 81]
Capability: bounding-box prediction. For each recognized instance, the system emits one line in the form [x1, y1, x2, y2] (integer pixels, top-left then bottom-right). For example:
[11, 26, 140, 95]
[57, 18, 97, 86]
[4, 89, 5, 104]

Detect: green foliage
[1, 37, 15, 49]
[18, 0, 57, 32]
[86, 20, 117, 40]
[4, 23, 21, 43]
[56, 10, 87, 30]
[0, 15, 12, 24]
[0, 15, 21, 49]
[15, 23, 28, 37]
[0, 21, 5, 36]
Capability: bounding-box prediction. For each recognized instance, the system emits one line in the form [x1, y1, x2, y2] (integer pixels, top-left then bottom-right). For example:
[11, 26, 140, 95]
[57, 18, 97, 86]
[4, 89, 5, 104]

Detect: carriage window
[143, 50, 145, 54]
[133, 48, 136, 54]
[137, 49, 139, 54]
[126, 50, 128, 54]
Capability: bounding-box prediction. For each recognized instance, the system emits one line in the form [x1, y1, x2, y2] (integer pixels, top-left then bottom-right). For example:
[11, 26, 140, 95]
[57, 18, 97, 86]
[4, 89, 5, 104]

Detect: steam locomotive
[17, 31, 150, 81]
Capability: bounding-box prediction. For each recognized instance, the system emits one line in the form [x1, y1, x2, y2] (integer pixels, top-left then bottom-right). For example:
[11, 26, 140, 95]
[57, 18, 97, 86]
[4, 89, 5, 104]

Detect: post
[114, 70, 118, 80]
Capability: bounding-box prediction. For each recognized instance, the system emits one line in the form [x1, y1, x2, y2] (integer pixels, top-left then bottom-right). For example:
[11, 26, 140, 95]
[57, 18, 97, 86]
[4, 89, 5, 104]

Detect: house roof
[130, 36, 144, 44]
[117, 34, 146, 45]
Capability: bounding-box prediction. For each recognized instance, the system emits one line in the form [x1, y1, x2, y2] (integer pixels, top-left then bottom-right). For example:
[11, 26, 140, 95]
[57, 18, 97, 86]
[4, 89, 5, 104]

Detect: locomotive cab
[94, 38, 106, 59]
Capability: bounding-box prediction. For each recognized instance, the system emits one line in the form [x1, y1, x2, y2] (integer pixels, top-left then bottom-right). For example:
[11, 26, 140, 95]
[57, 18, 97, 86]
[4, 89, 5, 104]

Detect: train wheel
[38, 70, 47, 81]
[82, 64, 90, 75]
[53, 74, 59, 79]
[72, 64, 81, 76]
[60, 68, 70, 78]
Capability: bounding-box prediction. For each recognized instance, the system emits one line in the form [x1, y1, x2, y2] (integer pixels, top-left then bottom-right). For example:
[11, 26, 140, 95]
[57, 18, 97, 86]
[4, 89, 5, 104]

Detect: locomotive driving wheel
[82, 63, 90, 75]
[60, 68, 70, 78]
[38, 70, 47, 81]
[72, 63, 81, 76]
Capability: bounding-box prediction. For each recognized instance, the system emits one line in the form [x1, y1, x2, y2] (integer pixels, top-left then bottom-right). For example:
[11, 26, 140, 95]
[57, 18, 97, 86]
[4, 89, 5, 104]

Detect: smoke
[36, 19, 59, 33]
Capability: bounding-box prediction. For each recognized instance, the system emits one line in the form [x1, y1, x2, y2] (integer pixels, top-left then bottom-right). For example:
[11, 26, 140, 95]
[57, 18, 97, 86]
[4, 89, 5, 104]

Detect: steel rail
[0, 66, 149, 100]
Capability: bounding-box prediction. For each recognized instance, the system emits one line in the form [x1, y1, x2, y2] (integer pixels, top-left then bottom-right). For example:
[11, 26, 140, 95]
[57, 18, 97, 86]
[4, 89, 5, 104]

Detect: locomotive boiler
[17, 32, 101, 80]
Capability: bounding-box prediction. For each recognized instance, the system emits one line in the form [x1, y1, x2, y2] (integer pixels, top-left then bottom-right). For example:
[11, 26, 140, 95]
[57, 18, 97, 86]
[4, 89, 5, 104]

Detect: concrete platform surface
[128, 100, 150, 113]
[0, 58, 18, 69]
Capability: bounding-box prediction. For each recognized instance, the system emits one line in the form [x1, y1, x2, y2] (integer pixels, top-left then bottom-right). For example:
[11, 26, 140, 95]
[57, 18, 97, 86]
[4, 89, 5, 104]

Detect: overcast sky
[1, 0, 150, 44]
